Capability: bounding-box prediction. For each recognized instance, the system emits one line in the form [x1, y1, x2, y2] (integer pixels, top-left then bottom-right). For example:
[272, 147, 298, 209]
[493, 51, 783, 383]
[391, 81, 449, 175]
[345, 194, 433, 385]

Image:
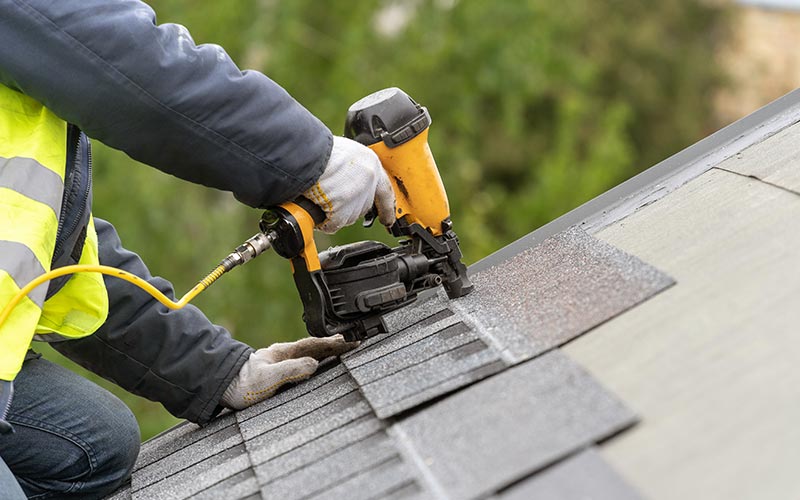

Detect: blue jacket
[0, 0, 333, 424]
[0, 0, 332, 208]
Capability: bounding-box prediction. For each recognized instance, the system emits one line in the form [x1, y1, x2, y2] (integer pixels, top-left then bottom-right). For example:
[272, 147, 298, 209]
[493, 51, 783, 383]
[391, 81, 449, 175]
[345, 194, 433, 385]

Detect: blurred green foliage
[40, 0, 727, 440]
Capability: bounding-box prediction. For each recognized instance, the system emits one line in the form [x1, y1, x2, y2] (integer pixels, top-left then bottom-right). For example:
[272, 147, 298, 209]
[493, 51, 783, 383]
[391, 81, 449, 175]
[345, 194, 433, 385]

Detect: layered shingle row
[107, 225, 673, 500]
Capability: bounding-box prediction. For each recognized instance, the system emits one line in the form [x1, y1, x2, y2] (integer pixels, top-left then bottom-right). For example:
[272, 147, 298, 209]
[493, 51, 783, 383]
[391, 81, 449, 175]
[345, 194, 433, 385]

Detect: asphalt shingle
[188, 468, 260, 500]
[358, 338, 505, 418]
[240, 379, 426, 499]
[133, 410, 238, 471]
[393, 350, 637, 500]
[235, 363, 352, 428]
[104, 483, 131, 500]
[118, 227, 663, 500]
[496, 448, 642, 500]
[251, 414, 384, 481]
[342, 310, 462, 370]
[259, 431, 399, 500]
[132, 444, 251, 500]
[342, 226, 672, 418]
[455, 226, 675, 364]
[379, 482, 427, 500]
[301, 455, 418, 500]
[132, 421, 242, 491]
[237, 372, 361, 443]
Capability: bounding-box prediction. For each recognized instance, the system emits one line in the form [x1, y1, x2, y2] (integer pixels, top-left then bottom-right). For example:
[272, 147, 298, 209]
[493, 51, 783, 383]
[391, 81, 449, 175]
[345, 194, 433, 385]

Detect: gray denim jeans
[0, 356, 139, 499]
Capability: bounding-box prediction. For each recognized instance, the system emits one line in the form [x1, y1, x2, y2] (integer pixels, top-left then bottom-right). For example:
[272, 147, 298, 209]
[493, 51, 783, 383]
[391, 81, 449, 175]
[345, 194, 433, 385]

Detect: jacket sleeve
[52, 218, 253, 425]
[0, 0, 332, 208]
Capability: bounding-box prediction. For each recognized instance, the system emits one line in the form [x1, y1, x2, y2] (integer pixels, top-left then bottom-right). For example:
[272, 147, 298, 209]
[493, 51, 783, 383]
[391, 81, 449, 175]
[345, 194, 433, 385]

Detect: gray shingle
[235, 367, 427, 500]
[381, 296, 455, 334]
[455, 226, 675, 364]
[237, 371, 360, 442]
[252, 415, 384, 479]
[104, 483, 131, 500]
[348, 321, 473, 377]
[259, 432, 400, 500]
[132, 422, 242, 491]
[304, 456, 419, 500]
[342, 311, 462, 370]
[134, 410, 237, 471]
[393, 350, 637, 500]
[245, 392, 374, 466]
[379, 482, 427, 500]
[132, 444, 252, 500]
[341, 227, 672, 418]
[189, 468, 261, 500]
[376, 359, 506, 419]
[360, 338, 505, 418]
[497, 448, 642, 500]
[236, 363, 351, 423]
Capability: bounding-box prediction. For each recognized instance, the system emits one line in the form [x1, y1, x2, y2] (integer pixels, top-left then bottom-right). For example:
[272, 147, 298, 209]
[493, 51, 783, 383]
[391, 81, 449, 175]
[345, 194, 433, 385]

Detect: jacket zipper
[52, 126, 92, 261]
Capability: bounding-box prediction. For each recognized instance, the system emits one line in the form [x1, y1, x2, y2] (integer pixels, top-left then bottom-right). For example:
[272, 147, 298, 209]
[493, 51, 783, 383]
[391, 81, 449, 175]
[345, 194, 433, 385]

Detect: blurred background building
[715, 0, 800, 123]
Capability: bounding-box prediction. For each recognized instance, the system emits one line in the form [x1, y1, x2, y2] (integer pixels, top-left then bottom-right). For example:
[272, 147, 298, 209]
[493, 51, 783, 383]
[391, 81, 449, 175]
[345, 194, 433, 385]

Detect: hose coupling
[221, 231, 276, 271]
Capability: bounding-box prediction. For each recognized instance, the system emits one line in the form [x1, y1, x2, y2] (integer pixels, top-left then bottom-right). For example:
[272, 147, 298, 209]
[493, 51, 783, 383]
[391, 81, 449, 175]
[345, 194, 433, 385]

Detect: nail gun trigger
[362, 205, 377, 228]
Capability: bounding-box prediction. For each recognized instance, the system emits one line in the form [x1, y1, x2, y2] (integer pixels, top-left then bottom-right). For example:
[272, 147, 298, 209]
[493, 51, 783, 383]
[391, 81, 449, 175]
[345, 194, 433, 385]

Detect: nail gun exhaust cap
[344, 87, 431, 148]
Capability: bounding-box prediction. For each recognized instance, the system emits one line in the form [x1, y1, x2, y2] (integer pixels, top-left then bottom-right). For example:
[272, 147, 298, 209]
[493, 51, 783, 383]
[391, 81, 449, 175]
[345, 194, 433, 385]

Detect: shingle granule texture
[342, 226, 673, 418]
[456, 226, 675, 364]
[497, 448, 642, 500]
[108, 226, 670, 500]
[393, 350, 637, 500]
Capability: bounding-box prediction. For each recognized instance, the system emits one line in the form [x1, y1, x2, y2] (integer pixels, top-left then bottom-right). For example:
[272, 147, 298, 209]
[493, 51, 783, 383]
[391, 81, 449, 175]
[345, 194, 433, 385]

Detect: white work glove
[303, 136, 396, 234]
[220, 335, 359, 410]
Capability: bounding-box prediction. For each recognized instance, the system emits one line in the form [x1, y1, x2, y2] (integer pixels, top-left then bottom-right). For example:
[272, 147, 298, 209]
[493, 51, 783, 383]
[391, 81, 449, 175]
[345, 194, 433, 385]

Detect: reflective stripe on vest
[0, 85, 108, 381]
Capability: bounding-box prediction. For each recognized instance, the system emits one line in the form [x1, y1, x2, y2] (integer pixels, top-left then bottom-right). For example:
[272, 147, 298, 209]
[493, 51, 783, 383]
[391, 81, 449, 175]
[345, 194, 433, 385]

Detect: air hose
[0, 262, 227, 435]
[0, 264, 222, 329]
[0, 231, 275, 334]
[0, 262, 225, 436]
[0, 231, 275, 435]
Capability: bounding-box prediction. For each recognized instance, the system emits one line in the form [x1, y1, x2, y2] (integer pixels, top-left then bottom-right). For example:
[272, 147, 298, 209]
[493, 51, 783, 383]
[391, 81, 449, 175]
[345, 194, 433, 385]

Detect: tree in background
[43, 0, 727, 439]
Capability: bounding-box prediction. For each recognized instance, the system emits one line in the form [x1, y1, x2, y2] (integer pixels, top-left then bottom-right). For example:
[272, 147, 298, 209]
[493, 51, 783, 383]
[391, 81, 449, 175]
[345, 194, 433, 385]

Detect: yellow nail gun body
[263, 88, 473, 341]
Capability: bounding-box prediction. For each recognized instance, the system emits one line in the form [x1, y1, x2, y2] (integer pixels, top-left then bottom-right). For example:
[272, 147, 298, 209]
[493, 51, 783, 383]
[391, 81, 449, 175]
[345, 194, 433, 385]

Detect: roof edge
[471, 88, 800, 274]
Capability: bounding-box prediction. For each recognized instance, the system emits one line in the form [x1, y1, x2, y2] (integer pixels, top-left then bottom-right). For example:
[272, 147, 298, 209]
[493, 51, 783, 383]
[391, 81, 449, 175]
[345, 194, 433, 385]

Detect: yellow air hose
[0, 263, 227, 330]
[0, 230, 275, 330]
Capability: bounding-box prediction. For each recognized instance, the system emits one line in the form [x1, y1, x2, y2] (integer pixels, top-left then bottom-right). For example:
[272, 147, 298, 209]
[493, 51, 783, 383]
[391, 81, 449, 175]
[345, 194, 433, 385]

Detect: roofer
[0, 1, 396, 498]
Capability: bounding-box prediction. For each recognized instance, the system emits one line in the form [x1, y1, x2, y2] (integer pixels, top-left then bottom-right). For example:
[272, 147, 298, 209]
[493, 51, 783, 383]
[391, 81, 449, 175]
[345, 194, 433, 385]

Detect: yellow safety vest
[0, 85, 108, 381]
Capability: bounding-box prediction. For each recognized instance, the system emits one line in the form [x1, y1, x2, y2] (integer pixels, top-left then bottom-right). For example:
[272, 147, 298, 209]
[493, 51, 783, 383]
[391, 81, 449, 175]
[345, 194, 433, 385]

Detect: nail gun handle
[291, 197, 326, 226]
[345, 87, 450, 237]
[261, 197, 325, 272]
[261, 198, 334, 339]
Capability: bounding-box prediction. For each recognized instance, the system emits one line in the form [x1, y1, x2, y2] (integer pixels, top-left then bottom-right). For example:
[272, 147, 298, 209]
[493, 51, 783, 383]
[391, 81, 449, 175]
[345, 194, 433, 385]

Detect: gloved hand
[220, 335, 359, 410]
[303, 136, 396, 234]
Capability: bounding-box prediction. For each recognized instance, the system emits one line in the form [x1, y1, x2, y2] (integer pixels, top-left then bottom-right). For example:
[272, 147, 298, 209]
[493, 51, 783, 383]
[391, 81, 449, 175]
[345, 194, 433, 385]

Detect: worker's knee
[6, 358, 141, 498]
[11, 402, 139, 497]
[86, 398, 141, 491]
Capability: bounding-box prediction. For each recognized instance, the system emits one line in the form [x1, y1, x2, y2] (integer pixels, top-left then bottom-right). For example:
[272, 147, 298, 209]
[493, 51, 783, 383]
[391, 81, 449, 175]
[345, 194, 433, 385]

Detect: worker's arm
[52, 219, 359, 422]
[51, 219, 253, 424]
[0, 0, 330, 208]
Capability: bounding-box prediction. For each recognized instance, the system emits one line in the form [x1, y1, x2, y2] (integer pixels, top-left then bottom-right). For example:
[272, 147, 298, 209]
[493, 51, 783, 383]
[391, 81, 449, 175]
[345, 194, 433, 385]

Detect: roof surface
[108, 88, 800, 500]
